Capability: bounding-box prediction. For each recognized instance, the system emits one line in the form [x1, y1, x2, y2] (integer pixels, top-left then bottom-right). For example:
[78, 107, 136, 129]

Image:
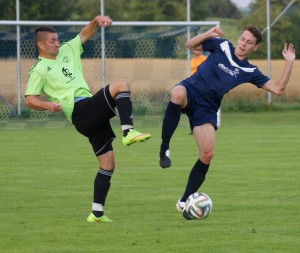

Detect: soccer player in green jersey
[25, 15, 151, 223]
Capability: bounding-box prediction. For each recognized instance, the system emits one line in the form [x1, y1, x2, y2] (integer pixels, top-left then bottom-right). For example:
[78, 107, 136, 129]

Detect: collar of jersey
[38, 56, 58, 62]
[220, 41, 256, 73]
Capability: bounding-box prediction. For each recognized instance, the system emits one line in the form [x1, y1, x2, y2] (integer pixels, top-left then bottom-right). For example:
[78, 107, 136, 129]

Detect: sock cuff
[92, 203, 104, 211]
[195, 159, 210, 172]
[116, 92, 130, 100]
[197, 158, 209, 166]
[168, 101, 181, 109]
[98, 168, 113, 177]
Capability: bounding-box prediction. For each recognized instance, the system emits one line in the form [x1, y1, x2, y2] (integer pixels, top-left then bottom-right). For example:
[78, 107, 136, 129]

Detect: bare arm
[25, 95, 61, 113]
[262, 43, 295, 95]
[79, 15, 113, 45]
[186, 26, 224, 51]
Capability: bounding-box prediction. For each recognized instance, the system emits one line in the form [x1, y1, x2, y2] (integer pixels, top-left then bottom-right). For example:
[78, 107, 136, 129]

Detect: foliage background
[1, 0, 300, 59]
[0, 0, 299, 122]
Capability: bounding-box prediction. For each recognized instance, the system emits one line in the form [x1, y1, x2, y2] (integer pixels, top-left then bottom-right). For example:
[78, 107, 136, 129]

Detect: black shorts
[71, 85, 117, 156]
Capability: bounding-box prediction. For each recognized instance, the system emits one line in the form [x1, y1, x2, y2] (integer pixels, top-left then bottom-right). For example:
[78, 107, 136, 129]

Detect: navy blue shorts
[179, 83, 218, 130]
[72, 85, 117, 156]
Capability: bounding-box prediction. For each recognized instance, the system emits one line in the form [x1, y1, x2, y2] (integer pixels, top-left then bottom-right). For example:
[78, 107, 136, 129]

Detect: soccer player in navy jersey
[158, 25, 296, 216]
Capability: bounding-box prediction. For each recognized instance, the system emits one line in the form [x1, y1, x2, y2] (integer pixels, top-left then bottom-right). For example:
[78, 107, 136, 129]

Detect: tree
[20, 0, 76, 20]
[191, 0, 241, 20]
[0, 0, 15, 20]
[104, 0, 187, 21]
[0, 0, 241, 21]
[241, 0, 300, 59]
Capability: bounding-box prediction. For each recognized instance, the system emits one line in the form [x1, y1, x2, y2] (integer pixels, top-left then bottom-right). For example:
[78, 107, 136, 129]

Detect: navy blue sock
[93, 168, 113, 217]
[181, 159, 210, 202]
[160, 101, 181, 153]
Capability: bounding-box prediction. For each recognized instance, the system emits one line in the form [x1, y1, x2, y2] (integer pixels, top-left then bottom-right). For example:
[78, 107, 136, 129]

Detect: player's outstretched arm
[25, 95, 61, 113]
[79, 15, 113, 45]
[186, 26, 224, 51]
[262, 43, 296, 95]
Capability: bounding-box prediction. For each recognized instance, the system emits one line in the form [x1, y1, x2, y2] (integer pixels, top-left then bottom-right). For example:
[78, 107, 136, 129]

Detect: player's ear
[37, 40, 43, 50]
[253, 44, 259, 51]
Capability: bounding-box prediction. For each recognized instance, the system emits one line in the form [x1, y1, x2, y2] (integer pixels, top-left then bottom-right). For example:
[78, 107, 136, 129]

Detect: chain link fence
[0, 23, 217, 128]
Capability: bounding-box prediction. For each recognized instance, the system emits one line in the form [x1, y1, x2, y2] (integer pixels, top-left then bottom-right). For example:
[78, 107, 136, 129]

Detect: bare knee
[98, 160, 115, 171]
[109, 79, 130, 98]
[170, 86, 187, 107]
[104, 161, 115, 171]
[97, 151, 116, 171]
[200, 150, 214, 165]
[116, 79, 130, 91]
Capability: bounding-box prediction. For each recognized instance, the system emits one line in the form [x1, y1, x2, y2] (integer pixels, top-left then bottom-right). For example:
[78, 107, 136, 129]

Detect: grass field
[0, 111, 299, 253]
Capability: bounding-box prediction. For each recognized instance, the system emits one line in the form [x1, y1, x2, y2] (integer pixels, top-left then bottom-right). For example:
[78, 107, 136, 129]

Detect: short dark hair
[34, 26, 57, 44]
[243, 25, 262, 45]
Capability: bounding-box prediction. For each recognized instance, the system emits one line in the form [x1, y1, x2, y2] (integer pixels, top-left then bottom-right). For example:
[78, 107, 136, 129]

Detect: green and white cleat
[87, 213, 113, 223]
[122, 129, 151, 146]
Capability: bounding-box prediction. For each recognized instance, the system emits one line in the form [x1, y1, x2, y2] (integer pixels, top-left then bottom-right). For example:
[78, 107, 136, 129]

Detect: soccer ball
[183, 192, 213, 220]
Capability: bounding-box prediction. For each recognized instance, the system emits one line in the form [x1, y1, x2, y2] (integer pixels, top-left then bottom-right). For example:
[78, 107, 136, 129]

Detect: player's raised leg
[159, 85, 187, 168]
[109, 79, 151, 146]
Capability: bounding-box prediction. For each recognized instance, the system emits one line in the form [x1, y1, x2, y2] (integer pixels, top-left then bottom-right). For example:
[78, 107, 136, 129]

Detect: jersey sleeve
[65, 35, 84, 56]
[251, 69, 270, 88]
[25, 70, 45, 96]
[202, 38, 225, 53]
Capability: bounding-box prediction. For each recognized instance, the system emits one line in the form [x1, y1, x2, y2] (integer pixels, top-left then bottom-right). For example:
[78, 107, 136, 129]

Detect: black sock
[92, 168, 113, 217]
[123, 128, 132, 137]
[181, 159, 209, 202]
[160, 101, 181, 153]
[116, 92, 133, 128]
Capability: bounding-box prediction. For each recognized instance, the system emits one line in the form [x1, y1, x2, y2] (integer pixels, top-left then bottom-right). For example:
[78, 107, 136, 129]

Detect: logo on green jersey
[63, 56, 70, 63]
[62, 67, 73, 79]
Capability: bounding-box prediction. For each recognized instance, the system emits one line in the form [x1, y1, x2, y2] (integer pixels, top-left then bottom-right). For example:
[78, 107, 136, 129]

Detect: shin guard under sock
[160, 101, 181, 152]
[181, 159, 209, 202]
[92, 168, 113, 217]
[116, 92, 133, 127]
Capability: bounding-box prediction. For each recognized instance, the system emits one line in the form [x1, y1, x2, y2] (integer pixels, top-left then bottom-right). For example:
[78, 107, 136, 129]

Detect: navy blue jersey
[181, 38, 270, 110]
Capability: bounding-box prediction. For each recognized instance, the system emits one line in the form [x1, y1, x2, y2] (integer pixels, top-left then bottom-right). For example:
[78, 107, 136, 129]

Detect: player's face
[235, 30, 259, 60]
[39, 32, 59, 59]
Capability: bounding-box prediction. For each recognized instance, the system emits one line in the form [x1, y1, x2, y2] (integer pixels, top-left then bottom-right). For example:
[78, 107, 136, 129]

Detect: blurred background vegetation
[1, 0, 299, 59]
[0, 0, 299, 121]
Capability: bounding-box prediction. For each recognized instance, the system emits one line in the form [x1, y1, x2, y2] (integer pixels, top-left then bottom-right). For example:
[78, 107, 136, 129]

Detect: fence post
[16, 0, 21, 116]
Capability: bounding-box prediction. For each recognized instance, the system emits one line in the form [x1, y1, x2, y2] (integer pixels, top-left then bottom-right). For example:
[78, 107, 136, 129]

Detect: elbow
[25, 96, 34, 109]
[277, 90, 285, 96]
[263, 80, 286, 96]
[276, 84, 287, 95]
[185, 42, 202, 51]
[185, 40, 195, 50]
[273, 88, 285, 96]
[25, 96, 30, 107]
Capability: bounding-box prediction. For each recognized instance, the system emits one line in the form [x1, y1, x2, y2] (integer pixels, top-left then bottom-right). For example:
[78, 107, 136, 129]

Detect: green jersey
[25, 35, 92, 122]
